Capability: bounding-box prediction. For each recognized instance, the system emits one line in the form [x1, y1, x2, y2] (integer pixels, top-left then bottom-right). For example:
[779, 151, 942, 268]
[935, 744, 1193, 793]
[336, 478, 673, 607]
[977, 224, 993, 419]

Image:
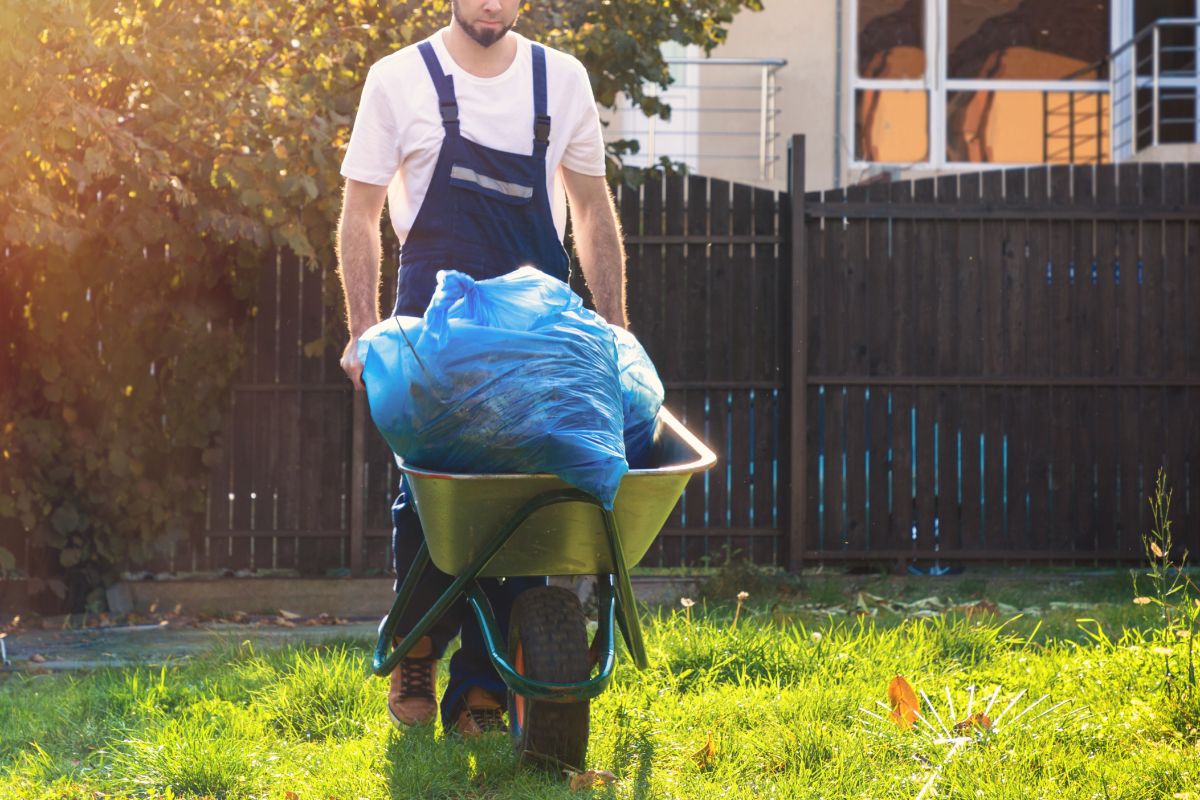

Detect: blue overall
[389, 40, 569, 729]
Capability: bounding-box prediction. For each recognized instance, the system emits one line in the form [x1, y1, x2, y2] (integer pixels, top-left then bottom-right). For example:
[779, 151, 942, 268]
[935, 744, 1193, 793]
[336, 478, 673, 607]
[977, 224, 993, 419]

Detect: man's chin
[466, 24, 510, 48]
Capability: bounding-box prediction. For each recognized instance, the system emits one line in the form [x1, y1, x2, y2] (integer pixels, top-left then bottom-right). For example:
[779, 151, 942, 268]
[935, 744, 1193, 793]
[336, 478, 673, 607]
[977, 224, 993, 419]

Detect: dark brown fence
[795, 144, 1200, 566]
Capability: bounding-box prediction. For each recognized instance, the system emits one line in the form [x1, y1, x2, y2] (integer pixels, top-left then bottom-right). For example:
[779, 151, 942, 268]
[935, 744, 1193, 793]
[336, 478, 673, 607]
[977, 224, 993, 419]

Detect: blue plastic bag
[358, 268, 628, 508]
[612, 326, 664, 468]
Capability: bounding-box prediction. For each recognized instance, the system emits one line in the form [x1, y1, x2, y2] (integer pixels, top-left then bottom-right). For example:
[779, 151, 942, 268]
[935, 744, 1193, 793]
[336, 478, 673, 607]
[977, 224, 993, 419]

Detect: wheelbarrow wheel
[507, 585, 590, 771]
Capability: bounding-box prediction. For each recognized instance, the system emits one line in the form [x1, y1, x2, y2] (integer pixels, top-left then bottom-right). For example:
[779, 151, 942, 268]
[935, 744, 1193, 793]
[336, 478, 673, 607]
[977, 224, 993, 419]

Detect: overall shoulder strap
[531, 43, 551, 154]
[417, 41, 459, 130]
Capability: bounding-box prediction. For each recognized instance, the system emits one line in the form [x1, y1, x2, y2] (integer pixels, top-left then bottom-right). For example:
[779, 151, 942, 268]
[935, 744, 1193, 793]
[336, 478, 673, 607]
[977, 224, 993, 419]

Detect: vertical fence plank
[1139, 165, 1166, 545]
[684, 176, 711, 566]
[1115, 164, 1142, 555]
[956, 173, 984, 554]
[1024, 170, 1051, 553]
[708, 180, 732, 559]
[1187, 167, 1200, 556]
[753, 186, 782, 563]
[843, 188, 868, 554]
[911, 179, 937, 556]
[639, 177, 670, 564]
[1161, 166, 1189, 544]
[1094, 167, 1121, 556]
[661, 183, 691, 564]
[1047, 168, 1074, 553]
[729, 182, 754, 558]
[934, 176, 960, 552]
[865, 183, 892, 550]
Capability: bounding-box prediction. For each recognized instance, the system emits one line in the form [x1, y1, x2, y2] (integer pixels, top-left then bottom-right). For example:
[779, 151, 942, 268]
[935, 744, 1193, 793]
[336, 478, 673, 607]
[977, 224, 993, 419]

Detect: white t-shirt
[340, 29, 607, 243]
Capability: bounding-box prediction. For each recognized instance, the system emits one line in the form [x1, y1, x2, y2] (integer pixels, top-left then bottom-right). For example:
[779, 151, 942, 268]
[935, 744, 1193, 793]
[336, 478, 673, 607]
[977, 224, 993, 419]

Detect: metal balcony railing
[1110, 18, 1200, 160]
[1041, 18, 1199, 164]
[606, 57, 787, 182]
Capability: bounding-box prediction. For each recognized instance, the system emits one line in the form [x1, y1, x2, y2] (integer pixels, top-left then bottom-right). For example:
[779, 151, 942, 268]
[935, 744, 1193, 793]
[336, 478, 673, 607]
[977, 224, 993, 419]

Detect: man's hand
[336, 178, 390, 390]
[340, 338, 366, 391]
[561, 167, 627, 328]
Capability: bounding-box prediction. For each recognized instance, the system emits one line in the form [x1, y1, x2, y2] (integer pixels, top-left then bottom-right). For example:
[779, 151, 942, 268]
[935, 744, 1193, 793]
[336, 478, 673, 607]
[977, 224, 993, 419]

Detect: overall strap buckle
[534, 114, 551, 146]
[441, 100, 460, 126]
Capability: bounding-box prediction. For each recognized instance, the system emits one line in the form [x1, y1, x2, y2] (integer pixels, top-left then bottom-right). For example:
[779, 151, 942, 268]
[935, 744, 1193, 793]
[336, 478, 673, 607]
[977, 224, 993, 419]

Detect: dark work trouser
[391, 485, 546, 728]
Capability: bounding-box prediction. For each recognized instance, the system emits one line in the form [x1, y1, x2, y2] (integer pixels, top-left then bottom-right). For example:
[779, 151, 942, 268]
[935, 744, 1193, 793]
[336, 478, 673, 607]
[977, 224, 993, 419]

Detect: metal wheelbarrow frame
[371, 407, 716, 710]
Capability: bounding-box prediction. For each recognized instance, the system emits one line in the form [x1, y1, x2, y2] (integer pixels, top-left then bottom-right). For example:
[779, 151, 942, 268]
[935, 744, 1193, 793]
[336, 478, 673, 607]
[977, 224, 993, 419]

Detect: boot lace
[464, 705, 507, 733]
[399, 656, 436, 700]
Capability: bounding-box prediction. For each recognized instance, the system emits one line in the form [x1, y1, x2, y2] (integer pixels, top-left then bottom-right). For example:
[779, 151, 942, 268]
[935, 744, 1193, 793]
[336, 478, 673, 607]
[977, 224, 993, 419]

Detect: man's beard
[452, 1, 516, 48]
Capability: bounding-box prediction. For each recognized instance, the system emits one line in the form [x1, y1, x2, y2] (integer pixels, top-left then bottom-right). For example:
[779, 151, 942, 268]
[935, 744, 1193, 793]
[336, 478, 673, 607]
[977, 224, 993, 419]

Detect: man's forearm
[336, 214, 383, 338]
[574, 196, 627, 327]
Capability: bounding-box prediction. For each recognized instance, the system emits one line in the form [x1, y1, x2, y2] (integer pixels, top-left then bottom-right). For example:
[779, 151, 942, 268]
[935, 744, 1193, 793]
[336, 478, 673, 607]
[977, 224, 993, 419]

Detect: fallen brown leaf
[285, 792, 300, 800]
[569, 769, 617, 790]
[962, 600, 998, 620]
[953, 712, 993, 734]
[30, 653, 46, 663]
[887, 675, 920, 730]
[278, 609, 302, 620]
[693, 732, 717, 769]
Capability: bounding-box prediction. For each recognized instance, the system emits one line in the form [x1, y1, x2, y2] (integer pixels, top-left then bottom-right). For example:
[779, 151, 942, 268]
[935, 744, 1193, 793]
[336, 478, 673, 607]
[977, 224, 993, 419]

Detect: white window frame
[847, 0, 1146, 171]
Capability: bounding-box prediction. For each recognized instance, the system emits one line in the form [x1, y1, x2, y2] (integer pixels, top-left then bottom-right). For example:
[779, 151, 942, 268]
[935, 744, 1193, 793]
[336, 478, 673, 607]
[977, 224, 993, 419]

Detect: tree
[0, 0, 762, 609]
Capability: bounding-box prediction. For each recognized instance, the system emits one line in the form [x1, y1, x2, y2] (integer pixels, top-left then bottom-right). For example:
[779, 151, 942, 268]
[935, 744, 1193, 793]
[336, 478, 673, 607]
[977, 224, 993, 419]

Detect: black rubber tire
[507, 586, 591, 771]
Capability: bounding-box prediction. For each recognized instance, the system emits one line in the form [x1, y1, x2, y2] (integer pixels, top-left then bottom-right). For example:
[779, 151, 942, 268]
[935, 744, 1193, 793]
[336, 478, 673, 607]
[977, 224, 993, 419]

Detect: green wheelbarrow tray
[372, 407, 716, 704]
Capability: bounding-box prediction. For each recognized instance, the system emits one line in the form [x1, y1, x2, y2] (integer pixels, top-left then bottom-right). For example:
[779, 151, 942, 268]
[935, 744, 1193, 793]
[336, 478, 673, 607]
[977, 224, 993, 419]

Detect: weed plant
[1132, 468, 1200, 741]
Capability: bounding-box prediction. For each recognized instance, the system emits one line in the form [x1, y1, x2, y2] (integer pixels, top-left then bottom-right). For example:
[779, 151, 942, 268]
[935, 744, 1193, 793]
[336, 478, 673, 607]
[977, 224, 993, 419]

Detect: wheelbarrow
[372, 407, 716, 769]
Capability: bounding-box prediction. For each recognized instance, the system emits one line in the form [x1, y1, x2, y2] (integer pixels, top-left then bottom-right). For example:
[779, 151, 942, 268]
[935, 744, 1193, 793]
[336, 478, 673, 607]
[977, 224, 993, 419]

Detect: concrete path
[1, 620, 380, 672]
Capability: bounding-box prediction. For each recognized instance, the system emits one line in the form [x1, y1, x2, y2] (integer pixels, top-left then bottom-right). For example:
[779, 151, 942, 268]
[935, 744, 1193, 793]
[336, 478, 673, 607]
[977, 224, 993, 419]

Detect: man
[336, 0, 627, 737]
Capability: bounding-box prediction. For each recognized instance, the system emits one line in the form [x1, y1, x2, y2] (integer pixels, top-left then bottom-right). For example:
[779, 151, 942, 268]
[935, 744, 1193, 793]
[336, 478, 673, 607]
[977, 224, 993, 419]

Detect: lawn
[2, 568, 1198, 799]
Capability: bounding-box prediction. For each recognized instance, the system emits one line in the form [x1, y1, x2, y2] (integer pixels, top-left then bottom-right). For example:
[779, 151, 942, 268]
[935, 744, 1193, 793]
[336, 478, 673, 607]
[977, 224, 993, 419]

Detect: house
[606, 0, 1200, 191]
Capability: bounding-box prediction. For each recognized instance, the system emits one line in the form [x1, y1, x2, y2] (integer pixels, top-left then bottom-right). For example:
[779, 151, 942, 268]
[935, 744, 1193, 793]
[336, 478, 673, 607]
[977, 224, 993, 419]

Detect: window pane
[948, 0, 1110, 80]
[856, 90, 929, 162]
[946, 90, 1110, 163]
[858, 0, 925, 78]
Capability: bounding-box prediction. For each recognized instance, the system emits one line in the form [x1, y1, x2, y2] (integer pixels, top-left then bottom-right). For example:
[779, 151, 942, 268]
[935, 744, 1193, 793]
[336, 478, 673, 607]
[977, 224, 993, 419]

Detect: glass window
[946, 90, 1110, 163]
[947, 0, 1110, 80]
[856, 90, 929, 162]
[858, 0, 925, 78]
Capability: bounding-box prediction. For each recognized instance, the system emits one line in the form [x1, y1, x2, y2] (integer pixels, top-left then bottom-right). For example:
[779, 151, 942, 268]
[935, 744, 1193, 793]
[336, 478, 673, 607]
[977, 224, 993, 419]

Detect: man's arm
[561, 167, 628, 329]
[336, 178, 390, 390]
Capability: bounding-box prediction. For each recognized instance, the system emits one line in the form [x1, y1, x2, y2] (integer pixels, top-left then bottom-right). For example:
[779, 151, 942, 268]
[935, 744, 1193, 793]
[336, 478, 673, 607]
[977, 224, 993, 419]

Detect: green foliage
[0, 0, 761, 607]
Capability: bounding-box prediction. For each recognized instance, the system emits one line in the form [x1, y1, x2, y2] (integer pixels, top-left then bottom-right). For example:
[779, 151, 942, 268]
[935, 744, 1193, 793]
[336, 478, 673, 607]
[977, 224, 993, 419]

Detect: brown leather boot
[386, 635, 438, 729]
[452, 686, 508, 738]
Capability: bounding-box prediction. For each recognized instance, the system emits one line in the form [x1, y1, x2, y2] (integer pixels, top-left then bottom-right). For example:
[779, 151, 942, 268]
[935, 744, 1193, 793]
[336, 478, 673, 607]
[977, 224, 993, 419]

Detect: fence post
[349, 392, 366, 577]
[787, 134, 808, 571]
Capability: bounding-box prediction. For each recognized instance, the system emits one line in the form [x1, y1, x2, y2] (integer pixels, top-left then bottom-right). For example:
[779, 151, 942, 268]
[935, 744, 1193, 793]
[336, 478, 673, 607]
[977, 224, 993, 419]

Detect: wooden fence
[7, 135, 1198, 585]
[795, 140, 1200, 566]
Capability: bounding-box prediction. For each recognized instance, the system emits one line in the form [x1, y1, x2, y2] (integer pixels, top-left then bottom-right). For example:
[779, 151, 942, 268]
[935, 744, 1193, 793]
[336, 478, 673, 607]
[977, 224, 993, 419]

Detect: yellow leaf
[887, 675, 920, 729]
[274, 143, 288, 159]
[568, 769, 617, 790]
[692, 732, 716, 769]
[1150, 542, 1165, 558]
[1133, 596, 1152, 605]
[61, 407, 77, 425]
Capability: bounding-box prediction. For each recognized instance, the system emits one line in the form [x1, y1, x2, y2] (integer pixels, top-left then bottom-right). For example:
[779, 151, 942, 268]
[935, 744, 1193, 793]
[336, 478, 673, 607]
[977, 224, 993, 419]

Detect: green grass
[2, 579, 1199, 799]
